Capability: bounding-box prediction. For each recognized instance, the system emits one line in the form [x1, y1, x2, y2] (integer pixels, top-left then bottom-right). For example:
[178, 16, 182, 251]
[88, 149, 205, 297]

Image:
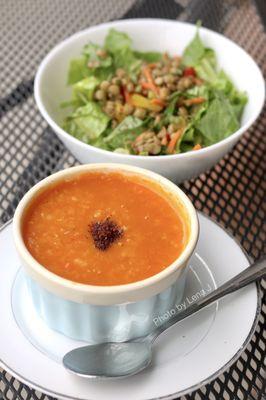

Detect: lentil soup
[22, 172, 189, 286]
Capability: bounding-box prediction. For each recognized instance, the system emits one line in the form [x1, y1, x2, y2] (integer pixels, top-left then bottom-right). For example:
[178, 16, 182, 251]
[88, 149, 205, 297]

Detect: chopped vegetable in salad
[62, 28, 247, 155]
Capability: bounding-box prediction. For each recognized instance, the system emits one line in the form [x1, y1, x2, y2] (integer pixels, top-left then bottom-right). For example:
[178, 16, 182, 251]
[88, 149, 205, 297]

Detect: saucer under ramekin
[11, 250, 216, 361]
[0, 213, 259, 399]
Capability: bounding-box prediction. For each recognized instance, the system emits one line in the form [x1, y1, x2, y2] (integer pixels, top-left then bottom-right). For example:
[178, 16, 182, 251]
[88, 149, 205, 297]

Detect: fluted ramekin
[13, 164, 198, 342]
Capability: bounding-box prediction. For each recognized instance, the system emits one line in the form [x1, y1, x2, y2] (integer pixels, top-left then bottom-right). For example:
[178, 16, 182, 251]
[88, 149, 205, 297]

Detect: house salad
[62, 28, 247, 156]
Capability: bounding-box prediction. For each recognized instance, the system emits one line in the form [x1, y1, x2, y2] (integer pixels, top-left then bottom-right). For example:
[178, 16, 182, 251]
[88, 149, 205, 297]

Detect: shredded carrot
[141, 81, 154, 91]
[151, 98, 166, 107]
[167, 130, 183, 154]
[148, 63, 157, 69]
[142, 66, 159, 94]
[122, 87, 131, 103]
[125, 93, 131, 103]
[192, 144, 202, 151]
[184, 97, 206, 106]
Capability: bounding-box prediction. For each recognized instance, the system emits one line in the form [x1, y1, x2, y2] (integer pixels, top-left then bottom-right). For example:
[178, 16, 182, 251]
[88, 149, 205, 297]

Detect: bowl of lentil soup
[35, 19, 264, 182]
[13, 164, 198, 342]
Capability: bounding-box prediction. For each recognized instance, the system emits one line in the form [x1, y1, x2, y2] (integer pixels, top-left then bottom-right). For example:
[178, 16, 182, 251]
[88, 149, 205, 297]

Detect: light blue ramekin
[13, 164, 199, 343]
[26, 270, 187, 343]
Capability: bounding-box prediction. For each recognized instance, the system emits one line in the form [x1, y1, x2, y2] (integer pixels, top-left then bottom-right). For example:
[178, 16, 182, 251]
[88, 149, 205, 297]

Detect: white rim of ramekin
[13, 164, 199, 305]
[34, 19, 265, 162]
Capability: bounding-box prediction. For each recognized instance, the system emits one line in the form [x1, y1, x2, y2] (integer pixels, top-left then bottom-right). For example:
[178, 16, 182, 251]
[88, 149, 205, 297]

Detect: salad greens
[62, 28, 247, 156]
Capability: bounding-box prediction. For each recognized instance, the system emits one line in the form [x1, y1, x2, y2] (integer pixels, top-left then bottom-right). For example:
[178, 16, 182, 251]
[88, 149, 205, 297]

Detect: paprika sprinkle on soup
[90, 218, 123, 251]
[22, 171, 189, 286]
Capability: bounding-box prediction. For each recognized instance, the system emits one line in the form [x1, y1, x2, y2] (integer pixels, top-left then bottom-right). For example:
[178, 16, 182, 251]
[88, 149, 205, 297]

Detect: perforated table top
[0, 0, 265, 399]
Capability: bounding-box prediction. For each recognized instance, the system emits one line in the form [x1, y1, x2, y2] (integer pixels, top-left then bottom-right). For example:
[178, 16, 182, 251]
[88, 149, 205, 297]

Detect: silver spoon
[63, 257, 265, 379]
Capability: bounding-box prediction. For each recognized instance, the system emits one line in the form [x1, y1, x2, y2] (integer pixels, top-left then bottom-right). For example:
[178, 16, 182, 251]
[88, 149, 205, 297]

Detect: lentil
[94, 89, 106, 101]
[126, 82, 135, 93]
[96, 49, 108, 58]
[108, 84, 120, 96]
[116, 68, 126, 77]
[177, 76, 193, 91]
[123, 103, 134, 115]
[132, 131, 161, 155]
[154, 76, 164, 86]
[134, 108, 146, 119]
[100, 81, 110, 91]
[159, 87, 170, 100]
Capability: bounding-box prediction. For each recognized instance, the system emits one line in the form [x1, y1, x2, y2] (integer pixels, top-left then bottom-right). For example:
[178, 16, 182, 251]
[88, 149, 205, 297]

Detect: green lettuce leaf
[83, 42, 112, 69]
[183, 28, 218, 84]
[185, 86, 210, 127]
[211, 71, 248, 119]
[212, 70, 233, 92]
[95, 67, 114, 81]
[113, 148, 131, 154]
[195, 92, 239, 145]
[105, 116, 146, 150]
[72, 76, 100, 105]
[183, 31, 206, 66]
[64, 102, 110, 142]
[112, 47, 142, 76]
[179, 125, 203, 151]
[185, 84, 210, 100]
[181, 126, 195, 142]
[164, 92, 181, 116]
[104, 29, 141, 77]
[105, 29, 132, 53]
[60, 99, 80, 109]
[230, 91, 248, 120]
[194, 49, 217, 82]
[67, 57, 89, 85]
[91, 134, 112, 151]
[155, 93, 186, 133]
[82, 42, 114, 81]
[134, 51, 162, 62]
[183, 31, 248, 123]
[67, 54, 112, 85]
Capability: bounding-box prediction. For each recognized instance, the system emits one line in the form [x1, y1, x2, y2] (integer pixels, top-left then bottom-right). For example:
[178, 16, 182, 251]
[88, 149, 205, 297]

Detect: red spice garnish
[90, 218, 123, 251]
[183, 67, 196, 77]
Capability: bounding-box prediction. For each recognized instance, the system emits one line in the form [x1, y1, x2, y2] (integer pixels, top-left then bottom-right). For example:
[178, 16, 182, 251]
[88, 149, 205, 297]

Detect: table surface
[0, 0, 265, 399]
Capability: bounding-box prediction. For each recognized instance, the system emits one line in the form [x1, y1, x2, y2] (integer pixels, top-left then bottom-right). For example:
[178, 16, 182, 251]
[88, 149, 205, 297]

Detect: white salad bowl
[34, 19, 265, 182]
[13, 163, 198, 342]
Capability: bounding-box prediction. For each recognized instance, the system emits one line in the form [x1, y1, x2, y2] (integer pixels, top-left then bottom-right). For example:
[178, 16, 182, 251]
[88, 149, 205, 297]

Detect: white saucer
[0, 213, 260, 400]
[11, 255, 217, 363]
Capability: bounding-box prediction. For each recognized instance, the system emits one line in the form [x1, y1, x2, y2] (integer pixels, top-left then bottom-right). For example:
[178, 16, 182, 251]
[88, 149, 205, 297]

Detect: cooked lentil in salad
[62, 28, 247, 156]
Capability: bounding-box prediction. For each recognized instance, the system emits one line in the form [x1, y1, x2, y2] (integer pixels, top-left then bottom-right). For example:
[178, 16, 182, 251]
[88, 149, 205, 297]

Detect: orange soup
[22, 172, 189, 286]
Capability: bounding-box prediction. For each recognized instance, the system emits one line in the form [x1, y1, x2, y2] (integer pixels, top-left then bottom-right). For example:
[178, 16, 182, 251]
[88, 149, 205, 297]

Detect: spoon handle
[149, 256, 266, 342]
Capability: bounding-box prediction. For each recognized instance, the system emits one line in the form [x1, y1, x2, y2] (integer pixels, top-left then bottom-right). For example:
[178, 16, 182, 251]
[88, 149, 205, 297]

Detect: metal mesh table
[0, 0, 265, 399]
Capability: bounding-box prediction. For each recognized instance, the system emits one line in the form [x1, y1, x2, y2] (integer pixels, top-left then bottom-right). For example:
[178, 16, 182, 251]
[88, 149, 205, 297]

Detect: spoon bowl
[63, 341, 152, 379]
